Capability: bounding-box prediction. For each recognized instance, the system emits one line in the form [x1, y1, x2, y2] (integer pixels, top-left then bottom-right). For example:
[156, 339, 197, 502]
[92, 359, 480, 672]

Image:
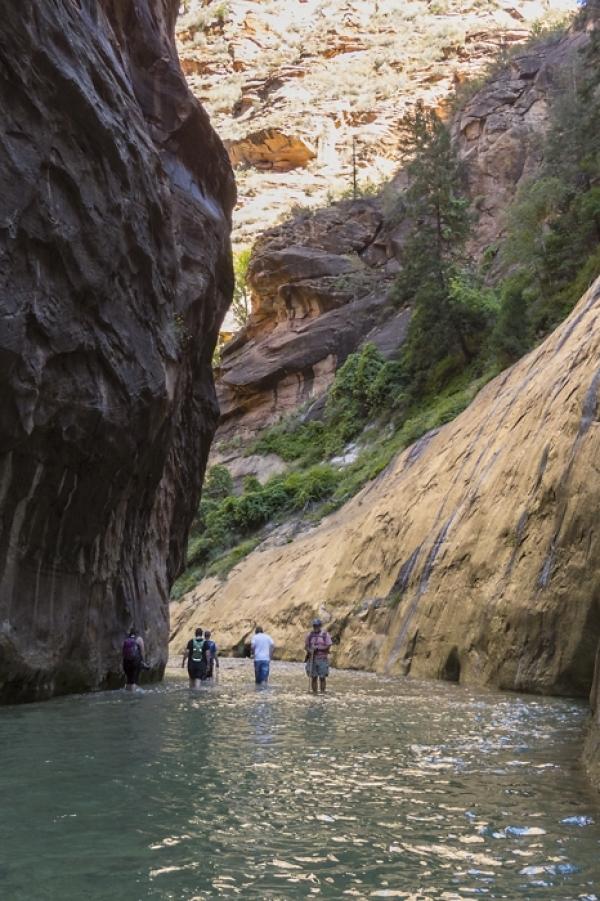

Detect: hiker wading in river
[251, 625, 275, 685]
[203, 630, 219, 680]
[305, 618, 332, 693]
[122, 629, 146, 692]
[182, 627, 207, 688]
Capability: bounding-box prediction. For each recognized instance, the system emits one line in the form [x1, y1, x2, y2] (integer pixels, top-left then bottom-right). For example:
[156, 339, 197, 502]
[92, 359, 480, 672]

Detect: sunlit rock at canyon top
[176, 0, 582, 249]
[0, 0, 235, 701]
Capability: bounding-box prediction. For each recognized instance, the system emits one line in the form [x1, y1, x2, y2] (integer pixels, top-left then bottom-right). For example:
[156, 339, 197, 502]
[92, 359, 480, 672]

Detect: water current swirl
[0, 662, 599, 899]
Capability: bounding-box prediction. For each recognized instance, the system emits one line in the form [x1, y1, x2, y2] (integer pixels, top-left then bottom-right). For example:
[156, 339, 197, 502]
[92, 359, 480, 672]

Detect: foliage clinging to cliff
[394, 104, 498, 393]
[254, 343, 403, 465]
[232, 249, 251, 328]
[493, 24, 600, 348]
[396, 25, 600, 377]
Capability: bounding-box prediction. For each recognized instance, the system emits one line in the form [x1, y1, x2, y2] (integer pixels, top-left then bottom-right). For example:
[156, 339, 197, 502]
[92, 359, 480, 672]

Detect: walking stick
[308, 642, 315, 693]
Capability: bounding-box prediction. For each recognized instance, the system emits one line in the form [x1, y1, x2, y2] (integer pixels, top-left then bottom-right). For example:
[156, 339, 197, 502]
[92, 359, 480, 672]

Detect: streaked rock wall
[0, 0, 235, 700]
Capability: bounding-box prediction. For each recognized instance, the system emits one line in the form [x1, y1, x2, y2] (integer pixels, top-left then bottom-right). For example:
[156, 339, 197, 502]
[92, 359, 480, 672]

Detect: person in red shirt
[305, 618, 332, 693]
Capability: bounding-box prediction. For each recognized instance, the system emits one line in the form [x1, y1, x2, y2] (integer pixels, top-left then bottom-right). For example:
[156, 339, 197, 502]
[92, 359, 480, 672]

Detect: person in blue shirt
[203, 630, 219, 680]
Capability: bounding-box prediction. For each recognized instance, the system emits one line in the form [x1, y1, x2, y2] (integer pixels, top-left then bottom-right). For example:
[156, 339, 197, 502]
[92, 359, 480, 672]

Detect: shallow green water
[1, 662, 599, 900]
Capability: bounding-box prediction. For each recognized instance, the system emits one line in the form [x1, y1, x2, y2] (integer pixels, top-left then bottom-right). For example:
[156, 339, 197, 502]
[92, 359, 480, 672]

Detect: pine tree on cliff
[394, 102, 488, 395]
[496, 10, 600, 339]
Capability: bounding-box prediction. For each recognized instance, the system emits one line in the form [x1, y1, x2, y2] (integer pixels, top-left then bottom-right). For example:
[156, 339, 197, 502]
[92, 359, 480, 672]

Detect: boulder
[225, 129, 316, 171]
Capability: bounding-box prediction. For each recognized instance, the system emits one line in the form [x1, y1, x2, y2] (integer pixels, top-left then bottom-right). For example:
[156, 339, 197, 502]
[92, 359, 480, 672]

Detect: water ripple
[0, 662, 598, 899]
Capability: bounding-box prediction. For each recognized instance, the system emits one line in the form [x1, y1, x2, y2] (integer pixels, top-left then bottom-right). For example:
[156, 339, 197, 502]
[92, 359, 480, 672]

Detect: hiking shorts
[305, 658, 329, 678]
[188, 661, 204, 680]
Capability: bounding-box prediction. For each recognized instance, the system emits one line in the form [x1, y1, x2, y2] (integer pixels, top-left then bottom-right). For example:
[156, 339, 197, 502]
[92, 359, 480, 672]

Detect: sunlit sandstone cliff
[172, 276, 600, 712]
[176, 0, 578, 249]
[0, 0, 234, 701]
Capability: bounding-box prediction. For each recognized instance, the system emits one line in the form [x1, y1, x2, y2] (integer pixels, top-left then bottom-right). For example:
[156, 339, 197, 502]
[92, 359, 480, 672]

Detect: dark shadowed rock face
[0, 0, 235, 701]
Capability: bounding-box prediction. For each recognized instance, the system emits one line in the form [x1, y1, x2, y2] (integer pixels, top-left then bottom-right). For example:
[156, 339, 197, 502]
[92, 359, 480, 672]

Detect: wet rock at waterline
[0, 0, 235, 701]
[586, 653, 600, 787]
[171, 276, 600, 716]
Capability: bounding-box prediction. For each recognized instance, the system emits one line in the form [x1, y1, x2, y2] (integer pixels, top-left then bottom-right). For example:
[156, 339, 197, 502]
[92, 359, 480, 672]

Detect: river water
[1, 662, 599, 900]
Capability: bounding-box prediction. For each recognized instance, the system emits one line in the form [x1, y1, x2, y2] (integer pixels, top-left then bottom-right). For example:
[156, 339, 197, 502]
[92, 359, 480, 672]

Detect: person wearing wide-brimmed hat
[304, 618, 332, 693]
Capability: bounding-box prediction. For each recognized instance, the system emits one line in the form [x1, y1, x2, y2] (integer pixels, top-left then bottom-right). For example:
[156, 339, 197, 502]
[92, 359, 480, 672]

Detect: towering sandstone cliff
[215, 26, 587, 449]
[172, 275, 600, 709]
[176, 0, 578, 249]
[0, 0, 234, 701]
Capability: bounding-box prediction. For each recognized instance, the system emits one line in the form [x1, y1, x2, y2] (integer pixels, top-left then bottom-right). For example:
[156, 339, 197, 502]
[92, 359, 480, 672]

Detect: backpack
[123, 637, 141, 662]
[191, 638, 205, 663]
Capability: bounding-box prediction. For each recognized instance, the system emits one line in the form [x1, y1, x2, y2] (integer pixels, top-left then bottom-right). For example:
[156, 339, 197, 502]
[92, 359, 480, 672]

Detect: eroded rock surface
[172, 277, 600, 714]
[454, 29, 589, 252]
[214, 27, 588, 448]
[176, 0, 580, 250]
[225, 129, 316, 172]
[216, 198, 402, 443]
[212, 22, 589, 450]
[0, 0, 235, 701]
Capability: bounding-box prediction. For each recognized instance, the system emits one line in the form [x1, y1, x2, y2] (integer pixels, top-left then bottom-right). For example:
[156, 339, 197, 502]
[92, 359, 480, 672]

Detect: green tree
[232, 249, 252, 328]
[203, 464, 234, 501]
[394, 102, 486, 394]
[498, 20, 600, 337]
[491, 274, 532, 366]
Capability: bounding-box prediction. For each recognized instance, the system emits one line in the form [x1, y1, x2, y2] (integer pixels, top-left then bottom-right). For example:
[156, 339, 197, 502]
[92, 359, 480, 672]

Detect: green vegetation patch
[253, 343, 404, 466]
[172, 353, 495, 600]
[171, 462, 342, 598]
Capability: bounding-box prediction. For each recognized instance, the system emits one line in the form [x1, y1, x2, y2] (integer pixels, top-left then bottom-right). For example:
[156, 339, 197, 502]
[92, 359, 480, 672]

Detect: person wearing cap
[305, 618, 332, 693]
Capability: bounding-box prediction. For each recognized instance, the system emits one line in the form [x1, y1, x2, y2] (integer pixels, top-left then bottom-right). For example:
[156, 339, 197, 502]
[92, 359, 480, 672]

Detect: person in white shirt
[250, 626, 275, 685]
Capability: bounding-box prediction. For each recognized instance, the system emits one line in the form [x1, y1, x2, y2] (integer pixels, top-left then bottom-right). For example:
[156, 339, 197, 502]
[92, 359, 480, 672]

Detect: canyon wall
[214, 28, 587, 453]
[172, 275, 600, 708]
[586, 651, 600, 786]
[0, 0, 235, 701]
[176, 0, 578, 249]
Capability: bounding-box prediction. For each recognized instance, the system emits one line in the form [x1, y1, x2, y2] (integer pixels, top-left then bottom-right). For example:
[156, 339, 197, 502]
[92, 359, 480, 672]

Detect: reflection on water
[1, 662, 599, 900]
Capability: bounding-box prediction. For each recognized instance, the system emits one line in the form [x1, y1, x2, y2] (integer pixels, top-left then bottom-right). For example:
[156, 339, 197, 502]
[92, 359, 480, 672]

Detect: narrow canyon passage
[1, 663, 599, 900]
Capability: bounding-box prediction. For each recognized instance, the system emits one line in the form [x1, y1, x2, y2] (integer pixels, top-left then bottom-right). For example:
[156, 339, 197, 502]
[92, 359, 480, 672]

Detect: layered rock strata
[216, 198, 402, 444]
[0, 0, 234, 701]
[176, 0, 579, 248]
[172, 276, 600, 713]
